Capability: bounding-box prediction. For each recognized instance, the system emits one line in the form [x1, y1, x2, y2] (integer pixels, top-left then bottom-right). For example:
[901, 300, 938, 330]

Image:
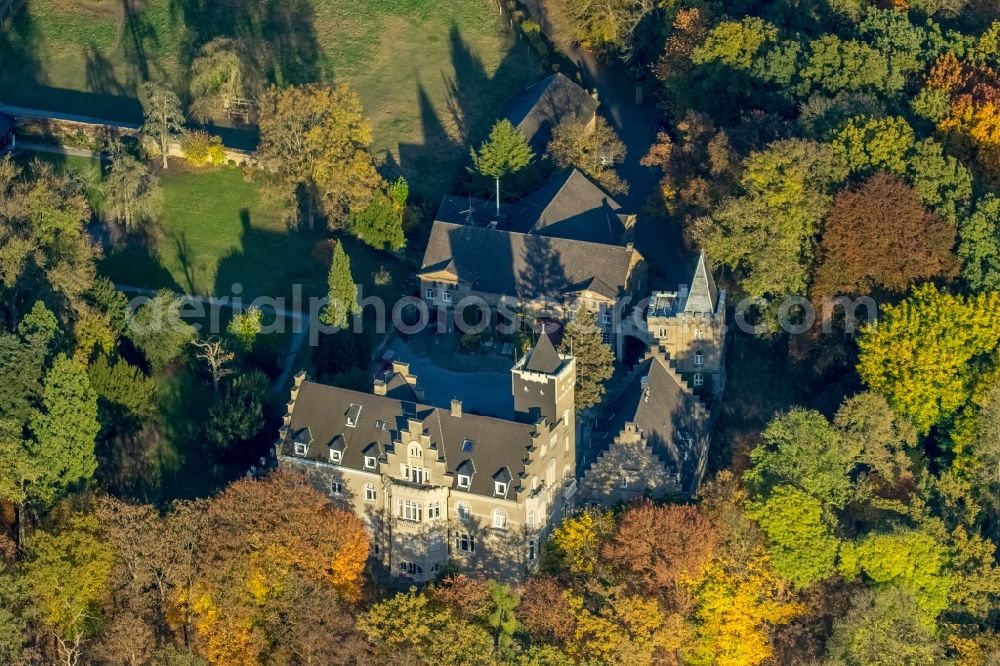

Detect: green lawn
[0, 0, 539, 199]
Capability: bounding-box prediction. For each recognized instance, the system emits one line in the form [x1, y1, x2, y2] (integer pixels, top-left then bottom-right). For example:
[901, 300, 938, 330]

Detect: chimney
[626, 241, 634, 252]
[451, 399, 462, 418]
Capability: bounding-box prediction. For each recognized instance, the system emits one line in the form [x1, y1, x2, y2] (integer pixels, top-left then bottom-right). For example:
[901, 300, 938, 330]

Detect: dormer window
[294, 442, 307, 456]
[330, 450, 342, 464]
[364, 455, 377, 470]
[494, 481, 508, 497]
[346, 404, 362, 428]
[375, 419, 387, 431]
[462, 439, 474, 453]
[457, 474, 471, 489]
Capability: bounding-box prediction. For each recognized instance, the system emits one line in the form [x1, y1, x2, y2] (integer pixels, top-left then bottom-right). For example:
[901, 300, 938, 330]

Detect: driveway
[385, 338, 514, 418]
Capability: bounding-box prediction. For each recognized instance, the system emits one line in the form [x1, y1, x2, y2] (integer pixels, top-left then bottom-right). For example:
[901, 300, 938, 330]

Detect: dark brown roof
[513, 169, 628, 245]
[524, 331, 563, 374]
[503, 73, 599, 150]
[419, 221, 642, 301]
[596, 356, 708, 490]
[281, 380, 538, 498]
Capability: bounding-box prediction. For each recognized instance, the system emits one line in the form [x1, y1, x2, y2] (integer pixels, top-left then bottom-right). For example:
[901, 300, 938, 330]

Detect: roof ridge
[432, 220, 638, 253]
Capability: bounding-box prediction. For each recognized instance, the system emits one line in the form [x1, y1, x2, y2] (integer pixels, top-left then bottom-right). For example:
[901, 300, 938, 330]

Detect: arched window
[364, 483, 376, 502]
[694, 350, 704, 367]
[493, 508, 507, 530]
[408, 442, 423, 458]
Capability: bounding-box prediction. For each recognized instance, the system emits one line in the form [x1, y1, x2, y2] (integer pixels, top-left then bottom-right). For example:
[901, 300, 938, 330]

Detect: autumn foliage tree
[256, 84, 382, 229]
[812, 172, 958, 301]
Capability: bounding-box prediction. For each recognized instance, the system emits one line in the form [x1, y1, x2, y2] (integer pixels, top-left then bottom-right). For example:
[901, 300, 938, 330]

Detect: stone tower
[512, 331, 576, 426]
[646, 252, 726, 395]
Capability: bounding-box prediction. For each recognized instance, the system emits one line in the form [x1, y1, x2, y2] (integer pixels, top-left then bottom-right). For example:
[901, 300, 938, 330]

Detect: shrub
[182, 130, 226, 166]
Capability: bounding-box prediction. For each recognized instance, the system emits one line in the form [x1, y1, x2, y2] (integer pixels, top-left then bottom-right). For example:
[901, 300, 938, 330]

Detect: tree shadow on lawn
[168, 0, 329, 91]
[396, 24, 540, 204]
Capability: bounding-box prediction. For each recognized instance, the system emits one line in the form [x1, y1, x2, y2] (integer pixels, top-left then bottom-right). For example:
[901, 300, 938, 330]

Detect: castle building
[645, 252, 726, 395]
[275, 335, 578, 582]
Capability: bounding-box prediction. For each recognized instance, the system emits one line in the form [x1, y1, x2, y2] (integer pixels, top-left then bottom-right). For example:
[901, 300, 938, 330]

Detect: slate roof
[435, 195, 528, 229]
[281, 380, 538, 499]
[0, 112, 13, 136]
[503, 73, 599, 150]
[523, 331, 563, 374]
[419, 221, 642, 301]
[512, 169, 629, 245]
[683, 252, 719, 314]
[595, 356, 708, 490]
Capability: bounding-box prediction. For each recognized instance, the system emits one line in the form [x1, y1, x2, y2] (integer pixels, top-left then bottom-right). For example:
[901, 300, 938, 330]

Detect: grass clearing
[1, 0, 539, 199]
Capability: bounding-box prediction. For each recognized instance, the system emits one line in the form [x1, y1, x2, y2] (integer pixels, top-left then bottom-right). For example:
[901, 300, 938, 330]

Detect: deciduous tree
[547, 115, 627, 195]
[102, 143, 161, 231]
[190, 338, 235, 394]
[128, 290, 197, 373]
[141, 82, 186, 170]
[812, 172, 958, 300]
[256, 84, 382, 229]
[857, 284, 1000, 435]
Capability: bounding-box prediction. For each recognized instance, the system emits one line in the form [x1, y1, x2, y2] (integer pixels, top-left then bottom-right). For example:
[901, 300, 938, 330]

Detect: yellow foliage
[683, 554, 803, 666]
[73, 307, 115, 364]
[549, 510, 614, 576]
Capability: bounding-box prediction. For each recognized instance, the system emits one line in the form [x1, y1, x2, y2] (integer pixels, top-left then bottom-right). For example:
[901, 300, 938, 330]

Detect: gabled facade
[579, 348, 712, 507]
[275, 337, 578, 582]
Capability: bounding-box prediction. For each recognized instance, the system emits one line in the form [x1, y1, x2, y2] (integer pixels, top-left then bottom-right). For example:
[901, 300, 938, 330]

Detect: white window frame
[457, 502, 471, 520]
[528, 538, 537, 561]
[397, 499, 422, 522]
[456, 532, 475, 552]
[493, 508, 507, 530]
[620, 475, 629, 489]
[364, 483, 376, 502]
[602, 312, 612, 325]
[694, 350, 704, 367]
[527, 510, 536, 527]
[442, 290, 452, 303]
[494, 481, 508, 497]
[457, 474, 471, 489]
[693, 373, 704, 387]
[428, 501, 441, 520]
[425, 289, 436, 300]
[364, 455, 376, 470]
[330, 450, 342, 464]
[331, 480, 343, 496]
[294, 442, 307, 456]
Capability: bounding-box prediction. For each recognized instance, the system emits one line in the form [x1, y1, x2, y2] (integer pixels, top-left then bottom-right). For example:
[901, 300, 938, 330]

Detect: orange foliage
[182, 470, 369, 665]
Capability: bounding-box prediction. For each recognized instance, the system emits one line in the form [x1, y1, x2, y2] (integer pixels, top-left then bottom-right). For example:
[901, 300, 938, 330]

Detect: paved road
[0, 102, 140, 130]
[384, 338, 514, 418]
[19, 142, 104, 160]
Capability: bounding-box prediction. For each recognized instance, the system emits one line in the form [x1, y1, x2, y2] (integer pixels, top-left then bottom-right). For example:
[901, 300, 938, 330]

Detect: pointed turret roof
[524, 330, 563, 374]
[683, 252, 719, 314]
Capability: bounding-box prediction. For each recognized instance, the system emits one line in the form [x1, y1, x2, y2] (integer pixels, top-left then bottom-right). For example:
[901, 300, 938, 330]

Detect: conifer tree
[471, 119, 534, 215]
[322, 241, 360, 329]
[559, 305, 614, 411]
